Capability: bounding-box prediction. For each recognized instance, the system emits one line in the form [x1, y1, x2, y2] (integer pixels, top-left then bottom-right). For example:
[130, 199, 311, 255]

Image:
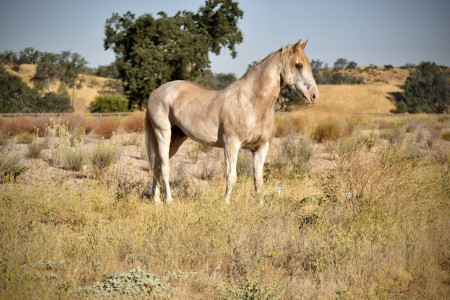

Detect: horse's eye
[295, 63, 303, 70]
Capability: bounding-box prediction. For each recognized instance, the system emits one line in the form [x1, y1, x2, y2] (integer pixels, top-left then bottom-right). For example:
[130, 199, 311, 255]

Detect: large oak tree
[104, 0, 243, 109]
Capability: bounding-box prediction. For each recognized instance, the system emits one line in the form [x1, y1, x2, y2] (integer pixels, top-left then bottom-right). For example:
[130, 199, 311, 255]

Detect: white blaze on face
[281, 40, 319, 104]
[296, 67, 318, 104]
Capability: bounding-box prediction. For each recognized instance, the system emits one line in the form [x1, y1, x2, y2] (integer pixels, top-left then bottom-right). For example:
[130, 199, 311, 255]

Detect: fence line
[0, 112, 135, 118]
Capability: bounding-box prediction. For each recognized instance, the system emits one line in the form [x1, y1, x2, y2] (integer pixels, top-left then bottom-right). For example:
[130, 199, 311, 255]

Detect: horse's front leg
[224, 140, 240, 204]
[252, 141, 269, 199]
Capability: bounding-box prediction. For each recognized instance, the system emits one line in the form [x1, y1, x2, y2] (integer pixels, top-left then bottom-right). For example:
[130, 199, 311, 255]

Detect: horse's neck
[247, 52, 282, 109]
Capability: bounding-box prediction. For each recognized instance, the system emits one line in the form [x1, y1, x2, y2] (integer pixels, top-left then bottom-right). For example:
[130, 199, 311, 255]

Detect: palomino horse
[145, 39, 318, 204]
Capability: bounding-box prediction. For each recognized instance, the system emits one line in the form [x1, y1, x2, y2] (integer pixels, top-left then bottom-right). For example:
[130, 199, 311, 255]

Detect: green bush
[89, 93, 129, 113]
[399, 62, 449, 113]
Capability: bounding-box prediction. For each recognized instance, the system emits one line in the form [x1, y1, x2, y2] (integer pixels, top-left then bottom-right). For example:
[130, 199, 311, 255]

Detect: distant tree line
[0, 48, 129, 113]
[0, 48, 91, 113]
[310, 58, 364, 85]
[0, 66, 72, 113]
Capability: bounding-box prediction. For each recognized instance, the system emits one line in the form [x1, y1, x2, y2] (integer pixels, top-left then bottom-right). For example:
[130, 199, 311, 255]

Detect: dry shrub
[46, 123, 71, 166]
[16, 132, 35, 144]
[336, 133, 378, 156]
[0, 151, 28, 182]
[123, 113, 145, 133]
[64, 147, 85, 171]
[90, 143, 117, 174]
[288, 114, 307, 133]
[441, 131, 450, 141]
[271, 135, 314, 177]
[30, 116, 51, 136]
[121, 133, 139, 146]
[59, 114, 89, 132]
[312, 118, 356, 143]
[27, 139, 45, 159]
[381, 127, 406, 145]
[83, 118, 97, 134]
[0, 117, 34, 136]
[312, 119, 341, 142]
[274, 115, 292, 138]
[94, 117, 121, 139]
[0, 133, 11, 146]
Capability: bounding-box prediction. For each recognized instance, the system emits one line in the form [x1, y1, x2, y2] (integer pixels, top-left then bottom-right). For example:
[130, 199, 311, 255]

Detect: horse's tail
[145, 111, 156, 171]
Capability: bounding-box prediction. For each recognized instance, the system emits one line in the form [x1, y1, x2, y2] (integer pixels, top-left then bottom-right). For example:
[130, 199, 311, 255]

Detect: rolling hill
[5, 64, 412, 114]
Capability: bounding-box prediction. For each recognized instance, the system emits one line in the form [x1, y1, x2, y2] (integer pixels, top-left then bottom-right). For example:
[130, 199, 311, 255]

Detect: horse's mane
[241, 47, 284, 79]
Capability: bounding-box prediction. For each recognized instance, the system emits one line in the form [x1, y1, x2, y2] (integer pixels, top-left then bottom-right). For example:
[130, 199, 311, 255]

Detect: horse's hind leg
[154, 127, 173, 203]
[169, 126, 188, 158]
[145, 113, 162, 203]
[151, 156, 162, 203]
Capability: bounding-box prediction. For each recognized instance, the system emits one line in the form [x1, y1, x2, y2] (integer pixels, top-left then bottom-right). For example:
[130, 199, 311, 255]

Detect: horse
[145, 39, 319, 204]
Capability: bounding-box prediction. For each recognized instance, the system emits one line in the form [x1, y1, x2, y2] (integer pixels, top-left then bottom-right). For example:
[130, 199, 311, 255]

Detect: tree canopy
[398, 62, 449, 113]
[104, 0, 243, 109]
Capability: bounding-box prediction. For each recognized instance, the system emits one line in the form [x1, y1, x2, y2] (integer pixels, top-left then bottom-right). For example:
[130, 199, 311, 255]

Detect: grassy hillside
[302, 84, 400, 115]
[332, 66, 413, 85]
[5, 64, 116, 113]
[5, 64, 411, 114]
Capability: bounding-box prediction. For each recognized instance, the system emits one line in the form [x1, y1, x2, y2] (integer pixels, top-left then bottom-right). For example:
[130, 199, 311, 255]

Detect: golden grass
[306, 84, 399, 115]
[0, 114, 449, 299]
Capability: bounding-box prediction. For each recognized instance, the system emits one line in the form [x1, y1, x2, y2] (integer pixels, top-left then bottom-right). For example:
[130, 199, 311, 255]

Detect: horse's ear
[300, 39, 308, 49]
[293, 39, 302, 53]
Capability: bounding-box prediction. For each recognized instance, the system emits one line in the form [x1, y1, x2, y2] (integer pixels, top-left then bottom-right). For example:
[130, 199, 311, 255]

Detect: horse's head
[281, 39, 319, 104]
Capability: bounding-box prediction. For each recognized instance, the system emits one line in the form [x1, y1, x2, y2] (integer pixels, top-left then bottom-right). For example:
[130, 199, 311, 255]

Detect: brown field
[2, 64, 449, 299]
[1, 109, 449, 298]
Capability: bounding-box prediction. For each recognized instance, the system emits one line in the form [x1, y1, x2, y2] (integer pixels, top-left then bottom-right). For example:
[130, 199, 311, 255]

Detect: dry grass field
[2, 65, 449, 298]
[1, 110, 449, 299]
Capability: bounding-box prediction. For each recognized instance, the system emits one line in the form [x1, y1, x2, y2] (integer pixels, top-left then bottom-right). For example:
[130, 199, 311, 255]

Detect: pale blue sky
[1, 0, 449, 77]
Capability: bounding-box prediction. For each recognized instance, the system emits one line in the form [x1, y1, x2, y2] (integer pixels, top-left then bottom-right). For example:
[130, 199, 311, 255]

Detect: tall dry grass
[0, 115, 449, 299]
[123, 112, 145, 133]
[93, 117, 121, 139]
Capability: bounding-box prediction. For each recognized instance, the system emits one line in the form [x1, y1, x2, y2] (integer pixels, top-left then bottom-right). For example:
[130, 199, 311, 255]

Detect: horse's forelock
[280, 43, 312, 84]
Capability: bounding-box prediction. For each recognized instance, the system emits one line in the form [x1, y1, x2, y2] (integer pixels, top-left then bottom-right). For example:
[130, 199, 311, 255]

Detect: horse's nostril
[312, 94, 316, 99]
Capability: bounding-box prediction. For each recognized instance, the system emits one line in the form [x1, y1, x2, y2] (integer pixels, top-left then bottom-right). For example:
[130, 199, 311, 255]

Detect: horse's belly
[176, 120, 221, 146]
